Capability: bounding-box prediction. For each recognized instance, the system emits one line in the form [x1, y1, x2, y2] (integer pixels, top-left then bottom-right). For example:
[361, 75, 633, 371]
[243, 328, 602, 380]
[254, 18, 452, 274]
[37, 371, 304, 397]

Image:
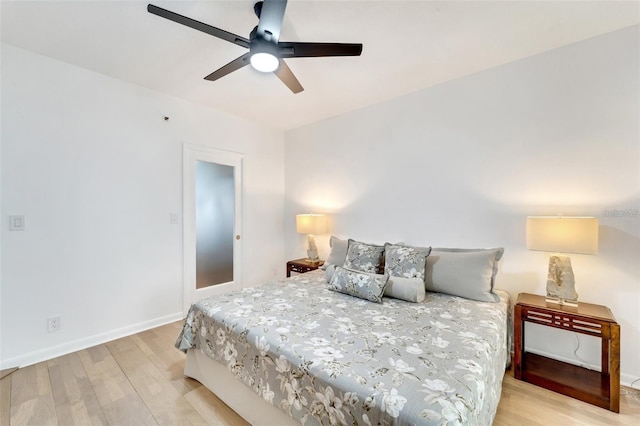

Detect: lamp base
[546, 255, 579, 304]
[545, 296, 579, 307]
[306, 234, 319, 263]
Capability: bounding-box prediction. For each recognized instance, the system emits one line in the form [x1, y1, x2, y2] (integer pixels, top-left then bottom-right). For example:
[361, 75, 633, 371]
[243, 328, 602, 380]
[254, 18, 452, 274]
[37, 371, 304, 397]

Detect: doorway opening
[183, 144, 243, 312]
[195, 160, 234, 288]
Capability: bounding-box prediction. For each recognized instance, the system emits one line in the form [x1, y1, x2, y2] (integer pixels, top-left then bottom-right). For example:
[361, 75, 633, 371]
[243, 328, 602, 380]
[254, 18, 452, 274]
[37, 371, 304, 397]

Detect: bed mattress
[176, 270, 510, 425]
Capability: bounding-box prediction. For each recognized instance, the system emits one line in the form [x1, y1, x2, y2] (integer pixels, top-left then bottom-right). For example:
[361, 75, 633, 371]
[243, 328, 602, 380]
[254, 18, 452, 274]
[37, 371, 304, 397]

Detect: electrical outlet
[47, 316, 61, 333]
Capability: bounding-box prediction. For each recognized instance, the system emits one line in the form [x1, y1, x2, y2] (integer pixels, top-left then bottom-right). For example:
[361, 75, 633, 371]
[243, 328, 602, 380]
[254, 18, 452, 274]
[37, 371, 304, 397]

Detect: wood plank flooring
[1, 321, 638, 425]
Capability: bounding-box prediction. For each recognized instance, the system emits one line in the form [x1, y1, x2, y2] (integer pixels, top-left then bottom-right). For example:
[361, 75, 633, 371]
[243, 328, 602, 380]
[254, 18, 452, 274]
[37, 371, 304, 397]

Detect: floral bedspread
[176, 270, 510, 425]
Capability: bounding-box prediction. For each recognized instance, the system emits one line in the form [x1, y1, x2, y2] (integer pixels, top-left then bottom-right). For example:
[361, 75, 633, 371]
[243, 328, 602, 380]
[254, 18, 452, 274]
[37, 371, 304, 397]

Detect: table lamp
[526, 216, 598, 306]
[296, 214, 328, 263]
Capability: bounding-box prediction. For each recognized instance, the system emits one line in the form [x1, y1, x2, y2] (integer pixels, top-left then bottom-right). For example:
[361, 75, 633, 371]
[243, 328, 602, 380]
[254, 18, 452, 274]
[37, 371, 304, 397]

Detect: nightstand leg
[514, 304, 523, 379]
[610, 323, 620, 413]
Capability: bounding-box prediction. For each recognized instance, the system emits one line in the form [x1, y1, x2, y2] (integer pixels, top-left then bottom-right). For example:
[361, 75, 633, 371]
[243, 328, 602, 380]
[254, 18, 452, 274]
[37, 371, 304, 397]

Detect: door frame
[183, 143, 243, 313]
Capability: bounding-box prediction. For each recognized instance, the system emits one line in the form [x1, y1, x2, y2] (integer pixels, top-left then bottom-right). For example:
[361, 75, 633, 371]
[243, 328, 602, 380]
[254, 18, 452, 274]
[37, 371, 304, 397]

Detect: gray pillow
[384, 276, 426, 303]
[328, 266, 388, 304]
[343, 239, 385, 274]
[384, 243, 432, 279]
[425, 248, 504, 302]
[324, 263, 337, 282]
[321, 235, 349, 270]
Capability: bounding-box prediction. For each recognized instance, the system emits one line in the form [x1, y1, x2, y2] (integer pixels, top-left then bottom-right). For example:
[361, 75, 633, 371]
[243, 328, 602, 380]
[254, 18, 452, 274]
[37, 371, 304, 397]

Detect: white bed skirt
[184, 348, 299, 426]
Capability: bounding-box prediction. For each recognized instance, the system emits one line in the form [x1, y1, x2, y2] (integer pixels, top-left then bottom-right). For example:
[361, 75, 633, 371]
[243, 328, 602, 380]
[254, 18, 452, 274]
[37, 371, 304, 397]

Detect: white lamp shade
[296, 214, 328, 235]
[526, 216, 598, 255]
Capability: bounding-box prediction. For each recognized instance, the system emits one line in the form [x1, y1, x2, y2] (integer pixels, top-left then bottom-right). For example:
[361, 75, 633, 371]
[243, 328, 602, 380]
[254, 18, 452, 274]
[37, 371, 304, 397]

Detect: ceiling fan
[148, 0, 363, 94]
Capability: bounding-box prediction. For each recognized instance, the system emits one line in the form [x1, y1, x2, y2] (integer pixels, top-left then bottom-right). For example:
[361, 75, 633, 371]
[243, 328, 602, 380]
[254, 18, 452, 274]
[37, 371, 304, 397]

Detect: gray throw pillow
[384, 276, 426, 303]
[343, 239, 385, 274]
[321, 235, 349, 270]
[425, 248, 504, 302]
[324, 263, 336, 282]
[384, 243, 432, 280]
[328, 266, 389, 304]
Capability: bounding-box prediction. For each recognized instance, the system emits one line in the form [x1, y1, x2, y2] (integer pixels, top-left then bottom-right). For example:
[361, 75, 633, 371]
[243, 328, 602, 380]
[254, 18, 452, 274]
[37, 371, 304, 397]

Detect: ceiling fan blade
[256, 0, 287, 42]
[204, 53, 252, 81]
[278, 42, 363, 58]
[273, 60, 303, 94]
[148, 4, 250, 49]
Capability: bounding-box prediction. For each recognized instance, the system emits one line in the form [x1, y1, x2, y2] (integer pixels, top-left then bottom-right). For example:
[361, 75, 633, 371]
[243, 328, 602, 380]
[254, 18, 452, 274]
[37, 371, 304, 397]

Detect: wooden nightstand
[514, 293, 620, 412]
[286, 258, 324, 277]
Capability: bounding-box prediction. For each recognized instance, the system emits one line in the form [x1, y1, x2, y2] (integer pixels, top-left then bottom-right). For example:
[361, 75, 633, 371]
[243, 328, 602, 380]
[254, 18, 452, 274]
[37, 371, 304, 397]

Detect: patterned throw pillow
[328, 266, 389, 303]
[343, 239, 385, 273]
[384, 243, 432, 279]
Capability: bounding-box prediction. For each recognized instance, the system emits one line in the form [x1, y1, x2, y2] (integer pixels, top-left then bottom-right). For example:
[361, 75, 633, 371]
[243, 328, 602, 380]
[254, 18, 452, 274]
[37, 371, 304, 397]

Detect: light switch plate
[9, 215, 25, 231]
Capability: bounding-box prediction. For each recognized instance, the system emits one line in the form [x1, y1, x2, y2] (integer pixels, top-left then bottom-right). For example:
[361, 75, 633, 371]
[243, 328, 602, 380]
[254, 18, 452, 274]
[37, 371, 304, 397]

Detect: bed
[176, 247, 512, 426]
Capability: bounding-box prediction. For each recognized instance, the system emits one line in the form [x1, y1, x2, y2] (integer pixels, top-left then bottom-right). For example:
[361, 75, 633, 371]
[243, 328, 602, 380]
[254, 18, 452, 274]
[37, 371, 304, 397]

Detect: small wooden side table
[286, 258, 324, 277]
[514, 293, 620, 412]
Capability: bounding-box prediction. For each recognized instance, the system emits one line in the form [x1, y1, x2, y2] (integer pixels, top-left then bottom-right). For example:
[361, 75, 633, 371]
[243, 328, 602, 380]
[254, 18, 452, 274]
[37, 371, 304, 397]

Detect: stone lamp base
[306, 234, 319, 263]
[546, 255, 578, 307]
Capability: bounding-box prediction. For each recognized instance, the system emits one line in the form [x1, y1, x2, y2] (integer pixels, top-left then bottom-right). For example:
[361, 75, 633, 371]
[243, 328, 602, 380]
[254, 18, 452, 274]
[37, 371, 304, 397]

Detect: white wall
[0, 44, 285, 368]
[284, 26, 639, 386]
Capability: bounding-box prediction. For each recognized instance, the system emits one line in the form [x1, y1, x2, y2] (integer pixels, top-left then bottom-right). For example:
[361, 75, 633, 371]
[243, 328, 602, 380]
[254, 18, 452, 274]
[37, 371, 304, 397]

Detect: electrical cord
[572, 333, 640, 404]
[572, 332, 590, 369]
[621, 378, 640, 404]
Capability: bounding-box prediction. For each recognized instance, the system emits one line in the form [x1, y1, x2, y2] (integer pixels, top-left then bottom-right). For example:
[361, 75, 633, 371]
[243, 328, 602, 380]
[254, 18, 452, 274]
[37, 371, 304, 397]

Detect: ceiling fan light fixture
[148, 1, 362, 93]
[250, 52, 279, 72]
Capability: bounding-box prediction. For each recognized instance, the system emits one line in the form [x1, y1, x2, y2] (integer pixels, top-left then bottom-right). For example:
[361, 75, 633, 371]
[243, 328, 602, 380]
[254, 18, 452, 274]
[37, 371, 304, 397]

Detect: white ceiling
[2, 1, 638, 130]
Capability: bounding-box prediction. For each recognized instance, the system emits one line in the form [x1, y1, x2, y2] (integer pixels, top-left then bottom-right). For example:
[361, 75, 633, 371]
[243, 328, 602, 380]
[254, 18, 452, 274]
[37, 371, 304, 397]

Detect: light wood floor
[1, 321, 639, 425]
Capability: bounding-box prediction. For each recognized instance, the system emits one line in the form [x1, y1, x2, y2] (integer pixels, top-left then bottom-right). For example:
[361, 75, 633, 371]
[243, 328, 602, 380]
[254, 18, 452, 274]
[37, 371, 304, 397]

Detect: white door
[183, 144, 243, 313]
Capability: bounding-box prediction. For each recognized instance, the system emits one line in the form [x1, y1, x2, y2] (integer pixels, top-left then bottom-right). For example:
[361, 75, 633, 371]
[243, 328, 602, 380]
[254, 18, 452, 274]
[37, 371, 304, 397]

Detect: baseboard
[526, 347, 638, 389]
[0, 312, 184, 370]
[0, 367, 19, 380]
